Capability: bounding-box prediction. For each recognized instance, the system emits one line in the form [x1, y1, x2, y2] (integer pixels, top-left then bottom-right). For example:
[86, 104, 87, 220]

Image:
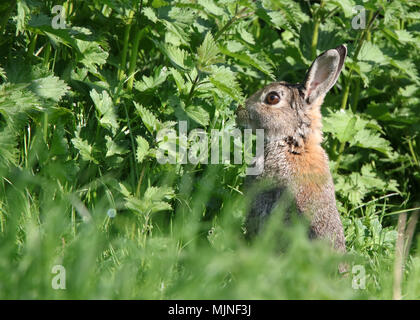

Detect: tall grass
[0, 0, 419, 299]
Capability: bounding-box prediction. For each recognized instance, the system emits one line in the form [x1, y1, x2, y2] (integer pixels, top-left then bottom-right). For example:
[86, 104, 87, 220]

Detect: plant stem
[311, 21, 320, 60]
[43, 42, 51, 68]
[339, 79, 351, 110]
[351, 78, 360, 112]
[185, 74, 200, 106]
[127, 28, 145, 91]
[311, 1, 324, 60]
[118, 10, 135, 81]
[366, 10, 373, 42]
[124, 103, 139, 183]
[334, 10, 380, 171]
[42, 41, 53, 143]
[393, 211, 407, 300]
[28, 34, 38, 61]
[43, 114, 48, 143]
[340, 10, 380, 110]
[0, 0, 16, 34]
[404, 209, 419, 262]
[126, 0, 144, 91]
[214, 6, 249, 41]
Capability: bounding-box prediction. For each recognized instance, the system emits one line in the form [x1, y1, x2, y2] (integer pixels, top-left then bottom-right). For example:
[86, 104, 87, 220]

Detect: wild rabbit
[236, 45, 347, 254]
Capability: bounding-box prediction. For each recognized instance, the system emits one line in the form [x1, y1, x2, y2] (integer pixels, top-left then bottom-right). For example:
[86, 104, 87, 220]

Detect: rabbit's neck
[262, 100, 328, 180]
[260, 137, 333, 216]
[262, 133, 331, 189]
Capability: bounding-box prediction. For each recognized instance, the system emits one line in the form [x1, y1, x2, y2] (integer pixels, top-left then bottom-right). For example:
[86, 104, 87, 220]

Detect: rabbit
[236, 45, 347, 255]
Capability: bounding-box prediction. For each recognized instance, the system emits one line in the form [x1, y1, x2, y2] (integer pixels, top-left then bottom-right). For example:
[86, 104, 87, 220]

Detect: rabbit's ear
[303, 45, 347, 104]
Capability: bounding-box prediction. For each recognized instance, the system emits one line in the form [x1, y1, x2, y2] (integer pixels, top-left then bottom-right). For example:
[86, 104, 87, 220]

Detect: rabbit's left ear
[303, 45, 347, 104]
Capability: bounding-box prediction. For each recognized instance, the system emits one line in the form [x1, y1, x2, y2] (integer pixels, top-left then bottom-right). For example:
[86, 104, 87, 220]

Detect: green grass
[0, 0, 419, 299]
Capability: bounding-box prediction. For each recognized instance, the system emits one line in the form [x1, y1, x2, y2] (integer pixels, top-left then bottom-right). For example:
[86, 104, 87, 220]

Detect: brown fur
[237, 45, 348, 257]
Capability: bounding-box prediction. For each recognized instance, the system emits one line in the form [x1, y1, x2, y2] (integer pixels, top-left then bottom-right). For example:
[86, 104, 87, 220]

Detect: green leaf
[352, 128, 392, 155]
[324, 109, 392, 155]
[124, 185, 174, 214]
[105, 136, 128, 157]
[0, 66, 6, 81]
[185, 105, 210, 126]
[323, 110, 357, 143]
[209, 66, 243, 101]
[170, 68, 186, 93]
[144, 186, 175, 201]
[0, 126, 18, 167]
[394, 29, 415, 43]
[327, 0, 355, 18]
[358, 42, 387, 65]
[219, 46, 274, 78]
[76, 39, 108, 73]
[197, 32, 220, 70]
[90, 89, 118, 134]
[71, 135, 97, 163]
[29, 76, 69, 102]
[157, 42, 192, 71]
[143, 7, 158, 23]
[134, 102, 160, 133]
[16, 0, 31, 35]
[135, 67, 169, 92]
[238, 26, 255, 45]
[198, 0, 225, 16]
[136, 136, 150, 163]
[0, 83, 41, 129]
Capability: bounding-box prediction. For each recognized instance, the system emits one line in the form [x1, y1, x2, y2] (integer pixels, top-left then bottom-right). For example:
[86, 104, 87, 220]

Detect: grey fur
[236, 45, 347, 254]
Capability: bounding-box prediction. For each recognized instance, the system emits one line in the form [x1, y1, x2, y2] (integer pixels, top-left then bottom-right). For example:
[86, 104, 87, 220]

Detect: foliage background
[0, 0, 419, 299]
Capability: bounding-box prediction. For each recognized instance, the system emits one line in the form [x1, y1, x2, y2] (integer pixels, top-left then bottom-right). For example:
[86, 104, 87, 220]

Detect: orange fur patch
[286, 95, 330, 208]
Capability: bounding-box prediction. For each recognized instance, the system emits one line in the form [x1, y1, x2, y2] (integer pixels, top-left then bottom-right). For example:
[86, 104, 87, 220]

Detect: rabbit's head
[237, 45, 347, 153]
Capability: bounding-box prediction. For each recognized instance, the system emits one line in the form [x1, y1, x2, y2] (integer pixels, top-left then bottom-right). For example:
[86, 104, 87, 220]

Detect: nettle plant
[0, 0, 419, 298]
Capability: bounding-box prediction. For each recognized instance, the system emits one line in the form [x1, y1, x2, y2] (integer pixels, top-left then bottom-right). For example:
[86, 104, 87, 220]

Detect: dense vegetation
[0, 0, 419, 299]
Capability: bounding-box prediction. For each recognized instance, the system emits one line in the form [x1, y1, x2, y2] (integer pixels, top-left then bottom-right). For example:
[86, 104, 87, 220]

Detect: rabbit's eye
[265, 92, 280, 105]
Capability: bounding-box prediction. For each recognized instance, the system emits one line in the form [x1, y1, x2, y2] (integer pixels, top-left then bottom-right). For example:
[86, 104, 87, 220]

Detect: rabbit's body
[237, 45, 347, 253]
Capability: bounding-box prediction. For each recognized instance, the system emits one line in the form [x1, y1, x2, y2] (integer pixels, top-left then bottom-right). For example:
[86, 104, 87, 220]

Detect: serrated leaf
[328, 0, 355, 18]
[134, 102, 160, 133]
[105, 136, 127, 157]
[389, 58, 419, 83]
[394, 29, 415, 43]
[136, 136, 150, 163]
[143, 7, 158, 23]
[358, 42, 387, 65]
[209, 66, 243, 101]
[124, 185, 174, 214]
[76, 40, 108, 73]
[185, 105, 210, 126]
[0, 126, 18, 167]
[90, 89, 118, 134]
[29, 76, 69, 102]
[144, 186, 175, 201]
[198, 0, 225, 16]
[197, 32, 220, 70]
[0, 66, 6, 81]
[324, 109, 392, 155]
[238, 26, 255, 45]
[0, 83, 41, 129]
[170, 68, 186, 93]
[352, 129, 392, 155]
[323, 110, 356, 143]
[16, 0, 31, 35]
[157, 41, 192, 71]
[135, 67, 169, 92]
[220, 46, 274, 79]
[71, 135, 97, 163]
